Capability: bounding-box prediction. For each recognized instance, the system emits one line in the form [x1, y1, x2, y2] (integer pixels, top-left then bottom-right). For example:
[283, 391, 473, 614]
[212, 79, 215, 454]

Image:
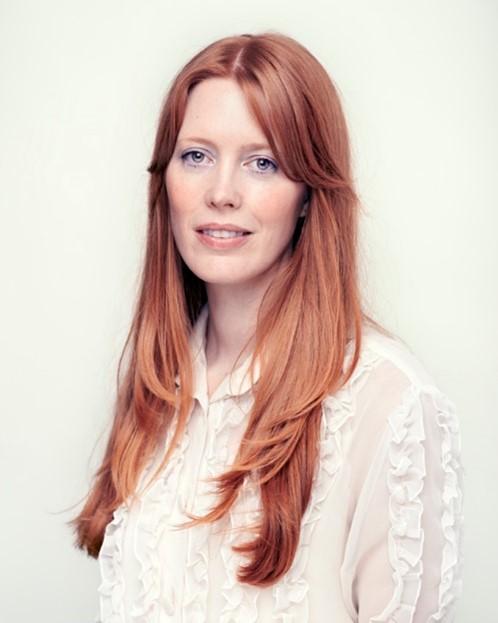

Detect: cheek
[164, 180, 188, 249]
[165, 168, 196, 222]
[258, 190, 301, 230]
[166, 167, 185, 205]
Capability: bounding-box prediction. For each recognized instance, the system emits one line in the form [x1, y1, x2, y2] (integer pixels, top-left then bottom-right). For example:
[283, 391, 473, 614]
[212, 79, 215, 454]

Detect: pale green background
[1, 0, 495, 621]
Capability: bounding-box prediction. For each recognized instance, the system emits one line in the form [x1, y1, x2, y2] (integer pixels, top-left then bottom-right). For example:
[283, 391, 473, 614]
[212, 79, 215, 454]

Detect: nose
[205, 162, 242, 210]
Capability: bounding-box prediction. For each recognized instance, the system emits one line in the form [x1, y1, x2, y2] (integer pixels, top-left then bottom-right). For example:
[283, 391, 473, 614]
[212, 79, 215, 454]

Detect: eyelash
[180, 150, 278, 175]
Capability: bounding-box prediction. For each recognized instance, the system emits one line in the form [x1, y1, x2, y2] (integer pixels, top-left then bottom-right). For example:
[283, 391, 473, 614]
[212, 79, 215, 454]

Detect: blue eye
[251, 157, 278, 175]
[181, 150, 207, 166]
[180, 150, 278, 175]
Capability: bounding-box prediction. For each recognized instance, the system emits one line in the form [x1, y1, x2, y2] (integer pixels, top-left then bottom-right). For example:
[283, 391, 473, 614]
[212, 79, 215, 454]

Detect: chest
[98, 392, 357, 622]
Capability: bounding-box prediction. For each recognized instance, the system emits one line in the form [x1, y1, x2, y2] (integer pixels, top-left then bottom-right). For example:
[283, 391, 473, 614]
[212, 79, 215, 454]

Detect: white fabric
[96, 304, 465, 622]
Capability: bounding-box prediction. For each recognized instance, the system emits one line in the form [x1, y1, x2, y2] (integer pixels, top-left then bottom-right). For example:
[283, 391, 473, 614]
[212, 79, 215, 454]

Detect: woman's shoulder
[324, 320, 458, 433]
[343, 320, 441, 394]
[326, 321, 463, 496]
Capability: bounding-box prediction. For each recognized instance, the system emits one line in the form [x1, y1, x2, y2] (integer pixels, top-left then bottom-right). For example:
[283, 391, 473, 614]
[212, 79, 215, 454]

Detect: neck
[203, 250, 292, 369]
[204, 272, 278, 368]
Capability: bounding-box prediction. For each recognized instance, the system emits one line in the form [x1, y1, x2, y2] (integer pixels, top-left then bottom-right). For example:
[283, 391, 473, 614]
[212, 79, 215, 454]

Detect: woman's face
[165, 77, 307, 290]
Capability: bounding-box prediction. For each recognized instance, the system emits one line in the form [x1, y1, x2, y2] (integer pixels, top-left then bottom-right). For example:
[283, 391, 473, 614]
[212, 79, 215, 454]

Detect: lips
[195, 222, 252, 233]
[195, 229, 252, 249]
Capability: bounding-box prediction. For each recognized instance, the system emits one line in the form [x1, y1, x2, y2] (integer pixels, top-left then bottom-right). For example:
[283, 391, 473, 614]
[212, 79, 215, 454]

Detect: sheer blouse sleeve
[341, 372, 465, 623]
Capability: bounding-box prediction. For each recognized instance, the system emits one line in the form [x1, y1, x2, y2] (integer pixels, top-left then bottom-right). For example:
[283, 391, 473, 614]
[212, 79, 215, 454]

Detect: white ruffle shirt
[97, 304, 465, 622]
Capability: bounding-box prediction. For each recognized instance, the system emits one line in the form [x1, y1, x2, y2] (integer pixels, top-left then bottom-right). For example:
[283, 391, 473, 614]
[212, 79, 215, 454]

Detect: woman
[71, 31, 464, 622]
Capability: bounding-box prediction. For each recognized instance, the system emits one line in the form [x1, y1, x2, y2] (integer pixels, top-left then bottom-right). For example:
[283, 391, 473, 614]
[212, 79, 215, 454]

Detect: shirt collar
[174, 303, 260, 403]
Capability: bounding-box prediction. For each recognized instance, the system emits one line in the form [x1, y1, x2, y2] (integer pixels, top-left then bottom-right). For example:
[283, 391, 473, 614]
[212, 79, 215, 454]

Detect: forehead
[178, 78, 268, 146]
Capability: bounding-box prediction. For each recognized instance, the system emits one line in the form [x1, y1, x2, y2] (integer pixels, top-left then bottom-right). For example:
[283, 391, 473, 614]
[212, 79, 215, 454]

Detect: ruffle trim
[370, 384, 426, 623]
[98, 503, 128, 622]
[370, 384, 464, 623]
[427, 389, 464, 622]
[130, 418, 191, 622]
[98, 414, 191, 622]
[271, 347, 383, 621]
[209, 400, 261, 623]
[219, 476, 261, 623]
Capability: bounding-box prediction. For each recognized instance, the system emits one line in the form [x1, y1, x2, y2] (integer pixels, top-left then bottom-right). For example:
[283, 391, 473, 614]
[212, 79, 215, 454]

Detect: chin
[199, 273, 252, 285]
[188, 260, 253, 283]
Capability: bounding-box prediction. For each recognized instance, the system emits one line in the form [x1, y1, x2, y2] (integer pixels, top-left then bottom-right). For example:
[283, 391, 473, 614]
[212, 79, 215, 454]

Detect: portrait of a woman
[71, 31, 464, 622]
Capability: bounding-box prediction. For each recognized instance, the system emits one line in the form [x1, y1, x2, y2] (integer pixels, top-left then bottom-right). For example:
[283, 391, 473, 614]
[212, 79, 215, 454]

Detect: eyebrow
[177, 136, 272, 151]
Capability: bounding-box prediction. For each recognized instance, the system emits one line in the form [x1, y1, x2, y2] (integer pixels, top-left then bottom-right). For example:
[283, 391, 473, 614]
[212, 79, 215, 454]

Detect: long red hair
[71, 30, 389, 587]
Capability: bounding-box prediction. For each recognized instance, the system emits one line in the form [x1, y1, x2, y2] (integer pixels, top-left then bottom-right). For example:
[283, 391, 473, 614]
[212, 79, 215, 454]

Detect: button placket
[186, 401, 211, 514]
[181, 399, 217, 622]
